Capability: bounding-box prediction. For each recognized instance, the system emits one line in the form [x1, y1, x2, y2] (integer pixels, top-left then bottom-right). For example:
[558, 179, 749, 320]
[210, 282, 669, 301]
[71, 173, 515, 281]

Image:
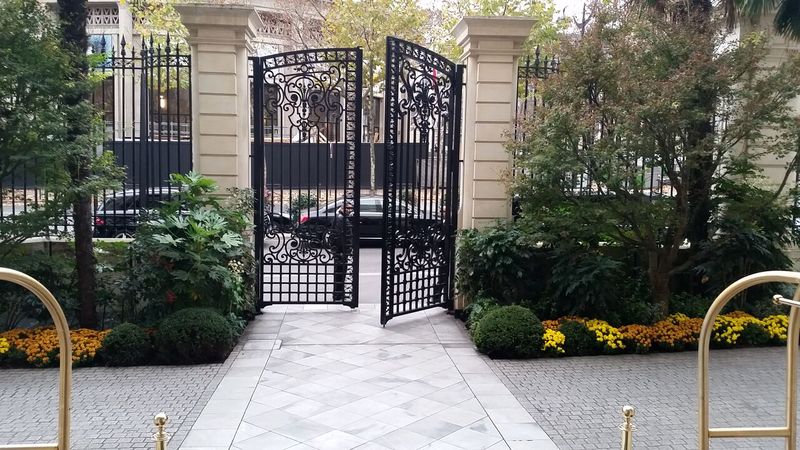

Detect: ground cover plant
[467, 300, 791, 359]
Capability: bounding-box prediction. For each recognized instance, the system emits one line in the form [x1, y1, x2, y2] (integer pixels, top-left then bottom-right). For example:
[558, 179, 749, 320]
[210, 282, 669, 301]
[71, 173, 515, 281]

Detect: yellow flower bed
[541, 328, 566, 355]
[540, 312, 788, 357]
[585, 319, 626, 352]
[0, 337, 9, 355]
[0, 327, 109, 367]
[763, 315, 788, 342]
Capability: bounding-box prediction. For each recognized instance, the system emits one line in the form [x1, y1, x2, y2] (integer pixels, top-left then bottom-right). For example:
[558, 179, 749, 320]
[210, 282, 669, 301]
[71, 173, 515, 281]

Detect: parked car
[93, 188, 181, 238]
[295, 195, 441, 246]
[263, 204, 293, 233]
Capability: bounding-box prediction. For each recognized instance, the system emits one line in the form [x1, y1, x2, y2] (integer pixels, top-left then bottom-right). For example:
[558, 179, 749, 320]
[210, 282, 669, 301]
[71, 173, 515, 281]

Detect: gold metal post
[698, 271, 800, 450]
[0, 268, 72, 450]
[620, 405, 635, 450]
[153, 413, 169, 450]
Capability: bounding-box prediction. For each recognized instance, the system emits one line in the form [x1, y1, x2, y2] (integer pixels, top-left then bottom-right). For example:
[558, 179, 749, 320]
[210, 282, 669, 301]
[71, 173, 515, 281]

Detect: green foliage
[669, 293, 712, 319]
[546, 246, 623, 319]
[155, 308, 235, 364]
[741, 321, 771, 347]
[0, 249, 77, 330]
[693, 180, 800, 310]
[472, 305, 543, 359]
[130, 172, 255, 318]
[289, 193, 319, 220]
[101, 323, 151, 366]
[456, 225, 547, 306]
[464, 297, 499, 331]
[226, 312, 247, 338]
[0, 241, 136, 330]
[558, 320, 598, 356]
[456, 223, 657, 324]
[0, 0, 122, 253]
[512, 3, 800, 316]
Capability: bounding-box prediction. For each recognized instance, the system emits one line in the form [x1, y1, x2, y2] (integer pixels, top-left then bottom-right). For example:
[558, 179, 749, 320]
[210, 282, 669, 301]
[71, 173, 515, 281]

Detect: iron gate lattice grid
[381, 37, 464, 325]
[251, 48, 363, 308]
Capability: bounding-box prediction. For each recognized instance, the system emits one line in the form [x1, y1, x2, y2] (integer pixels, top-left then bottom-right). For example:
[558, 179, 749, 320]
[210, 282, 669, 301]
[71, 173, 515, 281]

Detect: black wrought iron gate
[251, 49, 363, 307]
[380, 37, 464, 325]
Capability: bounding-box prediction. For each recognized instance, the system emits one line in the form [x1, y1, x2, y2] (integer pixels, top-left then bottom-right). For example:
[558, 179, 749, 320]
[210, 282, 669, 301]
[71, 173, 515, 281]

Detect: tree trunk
[58, 0, 98, 328]
[684, 0, 715, 246]
[367, 62, 376, 194]
[647, 250, 672, 319]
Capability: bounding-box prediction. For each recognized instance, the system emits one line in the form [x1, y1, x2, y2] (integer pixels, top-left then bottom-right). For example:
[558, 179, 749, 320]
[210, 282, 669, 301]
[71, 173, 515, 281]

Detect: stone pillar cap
[175, 1, 261, 31]
[453, 16, 536, 48]
[174, 1, 261, 48]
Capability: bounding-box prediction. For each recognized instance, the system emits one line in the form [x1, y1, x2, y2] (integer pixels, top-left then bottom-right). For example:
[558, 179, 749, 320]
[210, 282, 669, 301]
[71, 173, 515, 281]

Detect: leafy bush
[155, 308, 235, 364]
[558, 320, 598, 356]
[670, 293, 712, 318]
[547, 246, 623, 319]
[289, 193, 319, 220]
[456, 225, 547, 306]
[226, 313, 247, 338]
[0, 249, 77, 330]
[472, 305, 543, 359]
[130, 172, 255, 319]
[741, 321, 770, 347]
[101, 323, 151, 366]
[464, 297, 499, 331]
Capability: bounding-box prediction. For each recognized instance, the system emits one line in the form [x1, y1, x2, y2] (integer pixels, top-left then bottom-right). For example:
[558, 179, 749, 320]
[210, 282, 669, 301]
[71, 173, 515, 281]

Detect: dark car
[296, 196, 440, 246]
[263, 204, 293, 233]
[93, 188, 180, 238]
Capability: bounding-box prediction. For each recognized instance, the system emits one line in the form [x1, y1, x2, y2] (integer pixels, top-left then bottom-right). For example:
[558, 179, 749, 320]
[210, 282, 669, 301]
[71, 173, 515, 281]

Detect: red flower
[165, 290, 177, 304]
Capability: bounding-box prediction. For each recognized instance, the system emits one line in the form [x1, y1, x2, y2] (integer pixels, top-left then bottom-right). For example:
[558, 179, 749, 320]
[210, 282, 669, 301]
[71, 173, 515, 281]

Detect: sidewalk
[178, 304, 558, 450]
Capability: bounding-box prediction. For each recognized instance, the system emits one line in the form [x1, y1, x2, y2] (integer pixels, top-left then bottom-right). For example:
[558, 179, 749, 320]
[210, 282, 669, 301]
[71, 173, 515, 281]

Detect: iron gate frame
[380, 37, 464, 325]
[251, 48, 363, 309]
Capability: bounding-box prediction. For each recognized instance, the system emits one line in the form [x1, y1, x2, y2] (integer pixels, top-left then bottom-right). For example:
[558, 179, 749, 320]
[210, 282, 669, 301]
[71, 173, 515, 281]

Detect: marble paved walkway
[179, 305, 558, 450]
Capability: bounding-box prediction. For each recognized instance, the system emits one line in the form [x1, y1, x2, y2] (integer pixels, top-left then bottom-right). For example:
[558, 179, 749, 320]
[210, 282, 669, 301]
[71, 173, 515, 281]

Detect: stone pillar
[454, 17, 534, 230]
[738, 14, 800, 267]
[739, 14, 800, 189]
[176, 2, 260, 191]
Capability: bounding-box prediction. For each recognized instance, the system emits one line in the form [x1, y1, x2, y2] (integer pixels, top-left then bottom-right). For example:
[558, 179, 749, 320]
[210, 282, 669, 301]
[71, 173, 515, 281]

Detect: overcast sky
[554, 0, 586, 21]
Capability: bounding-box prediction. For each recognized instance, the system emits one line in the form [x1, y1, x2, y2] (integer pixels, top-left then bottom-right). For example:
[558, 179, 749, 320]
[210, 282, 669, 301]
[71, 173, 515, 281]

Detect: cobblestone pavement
[0, 363, 228, 449]
[489, 348, 797, 449]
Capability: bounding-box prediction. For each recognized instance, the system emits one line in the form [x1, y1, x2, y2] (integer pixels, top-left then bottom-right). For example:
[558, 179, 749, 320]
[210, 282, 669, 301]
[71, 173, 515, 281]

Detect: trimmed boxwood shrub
[559, 320, 598, 356]
[155, 308, 235, 364]
[102, 323, 151, 366]
[465, 297, 499, 331]
[473, 305, 543, 359]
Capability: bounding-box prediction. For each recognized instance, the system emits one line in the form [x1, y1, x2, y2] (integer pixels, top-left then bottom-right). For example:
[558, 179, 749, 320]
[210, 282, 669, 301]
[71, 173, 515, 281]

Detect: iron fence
[0, 36, 192, 240]
[513, 46, 676, 201]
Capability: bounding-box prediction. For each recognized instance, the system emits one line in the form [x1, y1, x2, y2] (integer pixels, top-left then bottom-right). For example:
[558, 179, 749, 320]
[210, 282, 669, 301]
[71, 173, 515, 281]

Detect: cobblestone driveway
[0, 363, 227, 449]
[490, 347, 796, 449]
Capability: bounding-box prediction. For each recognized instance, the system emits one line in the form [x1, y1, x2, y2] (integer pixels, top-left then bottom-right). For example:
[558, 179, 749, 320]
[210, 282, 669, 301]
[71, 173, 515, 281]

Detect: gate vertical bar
[138, 39, 149, 209]
[251, 57, 266, 308]
[381, 37, 398, 325]
[351, 48, 363, 309]
[446, 64, 465, 310]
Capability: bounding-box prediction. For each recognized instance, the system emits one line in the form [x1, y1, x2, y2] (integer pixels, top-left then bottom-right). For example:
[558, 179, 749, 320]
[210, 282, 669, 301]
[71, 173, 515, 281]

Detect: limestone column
[453, 17, 534, 230]
[739, 14, 800, 188]
[176, 2, 260, 191]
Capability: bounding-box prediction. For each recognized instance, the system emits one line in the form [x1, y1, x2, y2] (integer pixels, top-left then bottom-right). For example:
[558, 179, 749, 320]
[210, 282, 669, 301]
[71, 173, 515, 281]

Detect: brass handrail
[0, 268, 73, 450]
[698, 270, 800, 450]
